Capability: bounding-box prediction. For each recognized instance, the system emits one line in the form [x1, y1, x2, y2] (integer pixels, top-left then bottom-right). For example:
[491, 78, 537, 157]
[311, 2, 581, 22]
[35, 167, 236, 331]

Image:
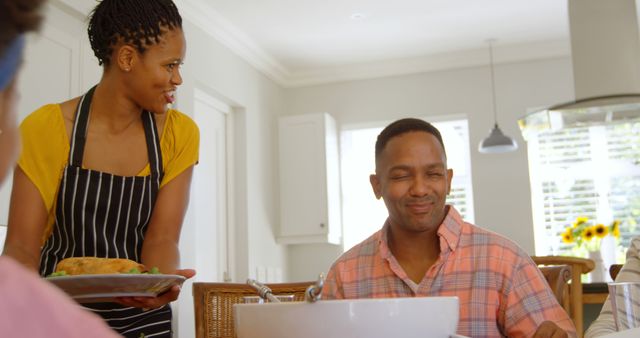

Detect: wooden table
[583, 282, 609, 304]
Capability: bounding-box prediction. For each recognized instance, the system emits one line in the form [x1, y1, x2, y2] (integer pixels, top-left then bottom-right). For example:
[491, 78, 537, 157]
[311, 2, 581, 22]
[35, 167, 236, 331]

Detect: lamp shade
[478, 123, 518, 153]
[479, 39, 518, 155]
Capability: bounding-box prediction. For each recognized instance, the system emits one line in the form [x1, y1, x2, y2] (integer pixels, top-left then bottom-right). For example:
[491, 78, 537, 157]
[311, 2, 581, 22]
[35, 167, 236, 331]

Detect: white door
[192, 89, 229, 282]
[176, 89, 230, 338]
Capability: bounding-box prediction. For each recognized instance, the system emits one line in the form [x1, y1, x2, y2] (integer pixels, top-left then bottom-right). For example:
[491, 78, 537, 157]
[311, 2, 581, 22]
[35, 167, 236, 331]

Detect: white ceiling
[182, 0, 572, 87]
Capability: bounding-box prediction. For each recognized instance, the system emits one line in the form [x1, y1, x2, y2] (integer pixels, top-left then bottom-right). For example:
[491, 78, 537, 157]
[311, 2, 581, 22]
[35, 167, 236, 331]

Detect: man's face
[370, 131, 453, 234]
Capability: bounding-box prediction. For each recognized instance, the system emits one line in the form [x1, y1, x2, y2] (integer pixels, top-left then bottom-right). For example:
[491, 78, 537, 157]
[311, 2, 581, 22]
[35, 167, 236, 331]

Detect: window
[528, 122, 640, 259]
[340, 118, 474, 251]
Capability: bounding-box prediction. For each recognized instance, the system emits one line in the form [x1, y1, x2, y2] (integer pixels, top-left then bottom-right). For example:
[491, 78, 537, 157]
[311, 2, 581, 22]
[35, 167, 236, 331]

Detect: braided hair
[88, 0, 182, 66]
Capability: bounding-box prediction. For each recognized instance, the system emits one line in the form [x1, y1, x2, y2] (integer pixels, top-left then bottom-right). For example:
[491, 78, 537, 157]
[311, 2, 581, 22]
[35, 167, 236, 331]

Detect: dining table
[583, 282, 609, 305]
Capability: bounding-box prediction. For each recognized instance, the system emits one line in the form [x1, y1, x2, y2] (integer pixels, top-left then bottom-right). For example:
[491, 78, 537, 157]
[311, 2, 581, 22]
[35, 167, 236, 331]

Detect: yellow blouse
[17, 104, 200, 243]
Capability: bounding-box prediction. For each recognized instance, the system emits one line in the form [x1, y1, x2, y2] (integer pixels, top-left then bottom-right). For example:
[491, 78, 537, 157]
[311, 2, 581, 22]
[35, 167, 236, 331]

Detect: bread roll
[55, 257, 146, 275]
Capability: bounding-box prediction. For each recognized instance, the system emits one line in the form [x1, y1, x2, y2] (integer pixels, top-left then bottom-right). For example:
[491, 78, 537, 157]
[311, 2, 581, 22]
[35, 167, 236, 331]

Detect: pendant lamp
[478, 40, 518, 154]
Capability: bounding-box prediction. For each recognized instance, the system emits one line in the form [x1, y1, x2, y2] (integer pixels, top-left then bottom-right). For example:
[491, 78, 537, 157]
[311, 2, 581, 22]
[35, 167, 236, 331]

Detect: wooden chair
[610, 263, 623, 280]
[532, 256, 595, 337]
[539, 265, 572, 305]
[193, 281, 311, 338]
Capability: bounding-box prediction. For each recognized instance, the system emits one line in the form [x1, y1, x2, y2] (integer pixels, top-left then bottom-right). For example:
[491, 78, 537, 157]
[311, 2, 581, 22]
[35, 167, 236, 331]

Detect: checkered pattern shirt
[323, 206, 576, 338]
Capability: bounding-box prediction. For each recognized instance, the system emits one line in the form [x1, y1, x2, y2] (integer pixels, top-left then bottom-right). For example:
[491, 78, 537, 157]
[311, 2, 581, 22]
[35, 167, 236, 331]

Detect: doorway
[192, 89, 230, 282]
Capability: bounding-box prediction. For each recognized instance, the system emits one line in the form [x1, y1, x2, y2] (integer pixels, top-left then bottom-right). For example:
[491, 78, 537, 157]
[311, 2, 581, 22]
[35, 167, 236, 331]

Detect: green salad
[47, 266, 161, 277]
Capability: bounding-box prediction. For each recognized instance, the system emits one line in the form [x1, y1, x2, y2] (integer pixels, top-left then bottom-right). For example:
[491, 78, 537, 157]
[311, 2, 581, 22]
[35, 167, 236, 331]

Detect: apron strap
[68, 87, 164, 182]
[142, 110, 164, 183]
[69, 85, 96, 167]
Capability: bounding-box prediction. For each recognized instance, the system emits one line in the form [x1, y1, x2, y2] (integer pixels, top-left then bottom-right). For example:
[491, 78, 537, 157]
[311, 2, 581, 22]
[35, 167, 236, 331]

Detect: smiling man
[323, 118, 576, 338]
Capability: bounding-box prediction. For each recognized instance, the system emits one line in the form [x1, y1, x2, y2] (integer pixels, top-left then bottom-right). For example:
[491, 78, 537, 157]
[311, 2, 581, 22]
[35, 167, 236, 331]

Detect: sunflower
[562, 217, 621, 251]
[582, 227, 595, 241]
[561, 229, 574, 243]
[573, 216, 589, 228]
[594, 224, 608, 238]
[611, 220, 621, 238]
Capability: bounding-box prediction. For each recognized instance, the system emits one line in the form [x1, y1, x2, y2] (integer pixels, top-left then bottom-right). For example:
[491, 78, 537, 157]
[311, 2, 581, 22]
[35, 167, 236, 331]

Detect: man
[322, 118, 576, 338]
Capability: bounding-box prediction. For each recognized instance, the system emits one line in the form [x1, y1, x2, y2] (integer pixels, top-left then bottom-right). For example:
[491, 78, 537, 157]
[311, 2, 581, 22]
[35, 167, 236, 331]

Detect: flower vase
[588, 250, 607, 283]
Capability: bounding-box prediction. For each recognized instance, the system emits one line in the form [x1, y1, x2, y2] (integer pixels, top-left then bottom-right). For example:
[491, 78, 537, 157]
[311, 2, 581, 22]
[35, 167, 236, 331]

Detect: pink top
[0, 256, 120, 337]
[323, 206, 577, 338]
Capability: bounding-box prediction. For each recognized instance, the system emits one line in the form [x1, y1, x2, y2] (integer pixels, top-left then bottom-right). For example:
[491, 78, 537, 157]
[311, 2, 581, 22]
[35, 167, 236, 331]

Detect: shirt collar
[379, 219, 392, 260]
[437, 206, 464, 253]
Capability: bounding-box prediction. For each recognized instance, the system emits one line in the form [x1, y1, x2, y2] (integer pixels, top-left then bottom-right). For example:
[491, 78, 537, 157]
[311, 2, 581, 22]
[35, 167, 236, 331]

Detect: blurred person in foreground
[585, 236, 640, 337]
[0, 0, 120, 336]
[322, 118, 576, 338]
[2, 0, 199, 336]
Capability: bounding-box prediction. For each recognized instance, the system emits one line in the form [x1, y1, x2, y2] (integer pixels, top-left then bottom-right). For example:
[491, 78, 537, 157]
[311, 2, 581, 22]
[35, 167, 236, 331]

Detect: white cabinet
[277, 113, 342, 245]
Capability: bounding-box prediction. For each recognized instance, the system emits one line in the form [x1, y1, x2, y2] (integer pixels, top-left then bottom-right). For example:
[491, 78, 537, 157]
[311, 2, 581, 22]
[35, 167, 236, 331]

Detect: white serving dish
[234, 296, 459, 338]
[46, 274, 185, 303]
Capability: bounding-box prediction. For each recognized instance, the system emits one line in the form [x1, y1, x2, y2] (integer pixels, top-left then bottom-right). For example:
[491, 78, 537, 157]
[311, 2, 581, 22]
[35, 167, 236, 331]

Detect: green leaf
[48, 271, 67, 277]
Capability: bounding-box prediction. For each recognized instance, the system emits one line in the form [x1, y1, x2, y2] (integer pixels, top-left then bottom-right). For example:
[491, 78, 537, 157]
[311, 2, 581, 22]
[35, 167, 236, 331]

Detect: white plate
[46, 274, 186, 303]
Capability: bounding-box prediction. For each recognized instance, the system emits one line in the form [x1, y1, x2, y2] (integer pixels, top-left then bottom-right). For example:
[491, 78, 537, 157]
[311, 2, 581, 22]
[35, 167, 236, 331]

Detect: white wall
[284, 57, 576, 281]
[175, 20, 288, 338]
[178, 20, 287, 282]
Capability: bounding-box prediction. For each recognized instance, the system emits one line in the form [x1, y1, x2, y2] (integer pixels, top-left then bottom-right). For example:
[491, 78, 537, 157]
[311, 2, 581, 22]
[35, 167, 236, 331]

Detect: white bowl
[234, 296, 459, 338]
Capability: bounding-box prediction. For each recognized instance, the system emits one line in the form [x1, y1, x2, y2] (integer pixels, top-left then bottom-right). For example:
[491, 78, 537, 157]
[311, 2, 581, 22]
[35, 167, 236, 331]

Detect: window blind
[529, 122, 640, 256]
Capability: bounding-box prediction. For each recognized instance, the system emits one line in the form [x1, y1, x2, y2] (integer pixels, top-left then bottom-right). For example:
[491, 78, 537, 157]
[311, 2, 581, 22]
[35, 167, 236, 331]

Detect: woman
[585, 236, 640, 337]
[0, 0, 119, 337]
[3, 0, 199, 336]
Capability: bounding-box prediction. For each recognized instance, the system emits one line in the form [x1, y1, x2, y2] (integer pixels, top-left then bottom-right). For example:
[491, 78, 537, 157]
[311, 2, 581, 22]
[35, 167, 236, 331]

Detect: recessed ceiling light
[350, 12, 366, 20]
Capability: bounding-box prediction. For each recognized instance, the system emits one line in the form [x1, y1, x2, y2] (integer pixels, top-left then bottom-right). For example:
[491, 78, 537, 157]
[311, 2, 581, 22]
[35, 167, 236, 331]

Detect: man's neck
[387, 225, 441, 284]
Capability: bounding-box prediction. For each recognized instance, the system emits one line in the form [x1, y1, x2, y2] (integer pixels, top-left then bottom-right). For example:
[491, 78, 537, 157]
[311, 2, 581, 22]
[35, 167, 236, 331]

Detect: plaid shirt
[323, 207, 576, 338]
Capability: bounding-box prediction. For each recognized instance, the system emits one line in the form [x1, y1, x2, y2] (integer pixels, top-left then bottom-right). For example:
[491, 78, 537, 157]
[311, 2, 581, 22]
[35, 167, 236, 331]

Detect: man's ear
[370, 174, 382, 200]
[116, 44, 137, 72]
[446, 168, 454, 195]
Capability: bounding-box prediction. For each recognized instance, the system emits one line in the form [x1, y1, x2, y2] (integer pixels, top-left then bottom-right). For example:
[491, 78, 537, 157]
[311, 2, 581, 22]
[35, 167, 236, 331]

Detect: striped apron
[39, 86, 172, 337]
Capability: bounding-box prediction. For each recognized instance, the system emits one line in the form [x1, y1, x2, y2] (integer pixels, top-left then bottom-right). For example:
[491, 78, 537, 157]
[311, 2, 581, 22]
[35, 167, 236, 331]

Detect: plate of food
[45, 257, 186, 303]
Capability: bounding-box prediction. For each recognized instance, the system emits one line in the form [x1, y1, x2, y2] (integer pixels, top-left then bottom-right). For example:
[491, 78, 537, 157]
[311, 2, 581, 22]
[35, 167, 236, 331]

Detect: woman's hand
[115, 268, 196, 309]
